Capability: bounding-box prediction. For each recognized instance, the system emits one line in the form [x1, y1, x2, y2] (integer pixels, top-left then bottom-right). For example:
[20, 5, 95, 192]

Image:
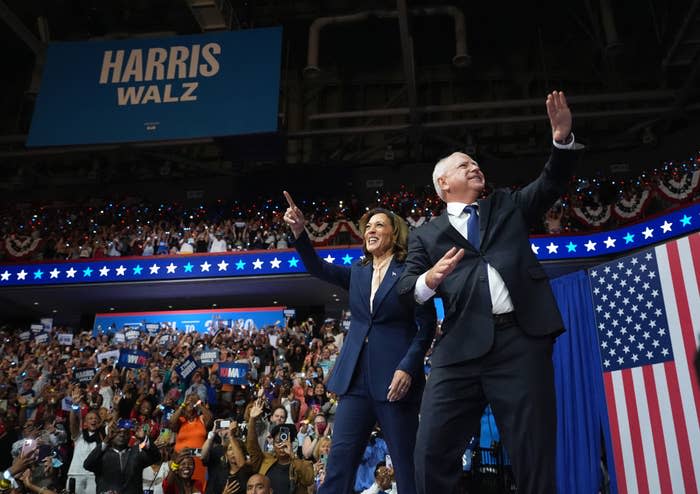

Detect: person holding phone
[246, 400, 313, 494]
[201, 420, 251, 494]
[360, 462, 397, 494]
[283, 193, 436, 494]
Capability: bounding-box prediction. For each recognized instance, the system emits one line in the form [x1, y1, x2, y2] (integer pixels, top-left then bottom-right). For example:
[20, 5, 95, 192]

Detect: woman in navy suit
[283, 191, 436, 494]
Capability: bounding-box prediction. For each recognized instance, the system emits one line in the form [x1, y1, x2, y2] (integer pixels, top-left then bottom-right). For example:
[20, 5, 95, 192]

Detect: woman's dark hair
[358, 208, 409, 265]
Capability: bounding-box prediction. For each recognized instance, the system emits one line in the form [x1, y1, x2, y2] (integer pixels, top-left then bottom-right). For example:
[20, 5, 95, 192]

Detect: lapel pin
[392, 271, 396, 276]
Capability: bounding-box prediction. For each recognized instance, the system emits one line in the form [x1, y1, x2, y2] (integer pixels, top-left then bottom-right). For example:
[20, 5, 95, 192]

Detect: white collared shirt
[415, 202, 514, 314]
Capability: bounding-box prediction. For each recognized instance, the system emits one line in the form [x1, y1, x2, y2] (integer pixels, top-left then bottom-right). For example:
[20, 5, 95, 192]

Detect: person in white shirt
[360, 462, 397, 494]
[67, 391, 103, 494]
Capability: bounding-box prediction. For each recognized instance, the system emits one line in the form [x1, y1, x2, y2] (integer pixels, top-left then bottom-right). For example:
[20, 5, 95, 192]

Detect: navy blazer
[399, 146, 580, 367]
[294, 231, 436, 402]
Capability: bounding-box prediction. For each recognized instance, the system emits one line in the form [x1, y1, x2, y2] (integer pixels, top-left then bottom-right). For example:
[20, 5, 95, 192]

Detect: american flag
[589, 233, 700, 494]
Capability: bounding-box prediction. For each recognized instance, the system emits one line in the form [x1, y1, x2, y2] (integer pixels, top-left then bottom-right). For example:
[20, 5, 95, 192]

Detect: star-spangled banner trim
[1, 203, 699, 287]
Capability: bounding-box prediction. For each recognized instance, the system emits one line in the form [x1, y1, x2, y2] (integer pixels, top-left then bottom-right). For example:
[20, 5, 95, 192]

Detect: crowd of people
[2, 155, 698, 264]
[0, 318, 400, 494]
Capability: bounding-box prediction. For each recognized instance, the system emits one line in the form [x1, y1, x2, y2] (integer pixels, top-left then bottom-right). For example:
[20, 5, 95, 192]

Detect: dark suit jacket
[294, 231, 436, 402]
[83, 441, 161, 494]
[398, 147, 579, 367]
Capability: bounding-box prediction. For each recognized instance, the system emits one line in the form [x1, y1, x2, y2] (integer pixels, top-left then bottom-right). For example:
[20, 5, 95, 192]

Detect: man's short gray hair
[432, 154, 453, 202]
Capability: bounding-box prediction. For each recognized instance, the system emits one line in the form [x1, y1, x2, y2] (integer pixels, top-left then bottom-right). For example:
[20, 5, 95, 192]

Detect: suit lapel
[478, 196, 492, 246]
[371, 258, 402, 316]
[358, 262, 372, 313]
[436, 211, 474, 251]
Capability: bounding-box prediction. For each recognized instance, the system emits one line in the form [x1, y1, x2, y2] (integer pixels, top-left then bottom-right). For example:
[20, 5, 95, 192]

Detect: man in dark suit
[398, 91, 579, 494]
[83, 420, 161, 494]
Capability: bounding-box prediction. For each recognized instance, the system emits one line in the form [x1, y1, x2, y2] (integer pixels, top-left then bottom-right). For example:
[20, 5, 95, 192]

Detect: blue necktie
[464, 204, 480, 249]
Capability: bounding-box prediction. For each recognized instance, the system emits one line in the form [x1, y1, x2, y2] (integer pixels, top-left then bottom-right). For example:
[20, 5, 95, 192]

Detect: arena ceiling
[0, 0, 699, 189]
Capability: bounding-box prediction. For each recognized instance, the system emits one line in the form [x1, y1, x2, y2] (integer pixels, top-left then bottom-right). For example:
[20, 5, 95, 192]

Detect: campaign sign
[113, 333, 126, 344]
[27, 28, 282, 146]
[97, 350, 120, 364]
[118, 349, 150, 368]
[125, 329, 140, 341]
[176, 356, 199, 381]
[19, 331, 31, 341]
[34, 332, 49, 344]
[199, 350, 219, 365]
[74, 367, 97, 383]
[217, 362, 249, 385]
[146, 323, 160, 335]
[31, 324, 44, 334]
[58, 333, 73, 345]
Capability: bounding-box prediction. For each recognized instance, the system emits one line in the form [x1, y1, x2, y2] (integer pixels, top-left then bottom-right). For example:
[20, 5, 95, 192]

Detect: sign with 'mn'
[27, 28, 282, 147]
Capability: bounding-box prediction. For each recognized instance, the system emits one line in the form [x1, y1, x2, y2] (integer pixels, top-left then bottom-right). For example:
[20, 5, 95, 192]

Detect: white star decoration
[584, 240, 597, 252]
[149, 264, 160, 274]
[99, 266, 110, 277]
[66, 267, 77, 278]
[323, 254, 336, 263]
[253, 258, 264, 269]
[0, 270, 10, 281]
[200, 261, 211, 272]
[660, 221, 672, 233]
[17, 270, 27, 280]
[49, 269, 60, 279]
[270, 257, 282, 269]
[217, 260, 229, 271]
[642, 227, 654, 239]
[546, 242, 558, 254]
[166, 263, 177, 274]
[530, 244, 540, 254]
[604, 236, 616, 248]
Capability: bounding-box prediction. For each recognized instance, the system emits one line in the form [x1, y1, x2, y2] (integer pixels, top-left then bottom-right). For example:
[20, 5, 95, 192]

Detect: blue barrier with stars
[1, 202, 698, 287]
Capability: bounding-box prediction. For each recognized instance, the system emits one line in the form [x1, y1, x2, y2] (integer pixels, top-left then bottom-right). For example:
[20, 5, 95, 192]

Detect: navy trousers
[319, 346, 420, 494]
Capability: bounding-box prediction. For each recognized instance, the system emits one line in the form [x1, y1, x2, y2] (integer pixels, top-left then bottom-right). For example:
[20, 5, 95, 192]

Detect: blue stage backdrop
[27, 28, 282, 146]
[93, 306, 285, 335]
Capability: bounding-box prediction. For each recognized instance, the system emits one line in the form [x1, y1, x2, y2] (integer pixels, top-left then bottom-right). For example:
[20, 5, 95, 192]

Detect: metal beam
[307, 90, 677, 121]
[397, 0, 419, 160]
[0, 1, 43, 55]
[289, 104, 700, 138]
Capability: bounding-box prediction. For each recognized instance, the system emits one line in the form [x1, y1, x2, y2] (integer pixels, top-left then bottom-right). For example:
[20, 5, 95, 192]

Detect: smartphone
[219, 420, 231, 429]
[116, 419, 134, 430]
[320, 453, 328, 466]
[21, 439, 38, 458]
[158, 428, 172, 444]
[38, 444, 53, 461]
[385, 454, 393, 470]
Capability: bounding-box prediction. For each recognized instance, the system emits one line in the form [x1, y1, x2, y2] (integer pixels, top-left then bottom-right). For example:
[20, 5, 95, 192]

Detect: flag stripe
[688, 232, 700, 348]
[613, 371, 638, 494]
[642, 365, 673, 494]
[622, 369, 650, 494]
[654, 363, 686, 494]
[604, 371, 629, 494]
[632, 367, 661, 493]
[660, 241, 700, 490]
[680, 236, 700, 364]
[664, 361, 698, 493]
